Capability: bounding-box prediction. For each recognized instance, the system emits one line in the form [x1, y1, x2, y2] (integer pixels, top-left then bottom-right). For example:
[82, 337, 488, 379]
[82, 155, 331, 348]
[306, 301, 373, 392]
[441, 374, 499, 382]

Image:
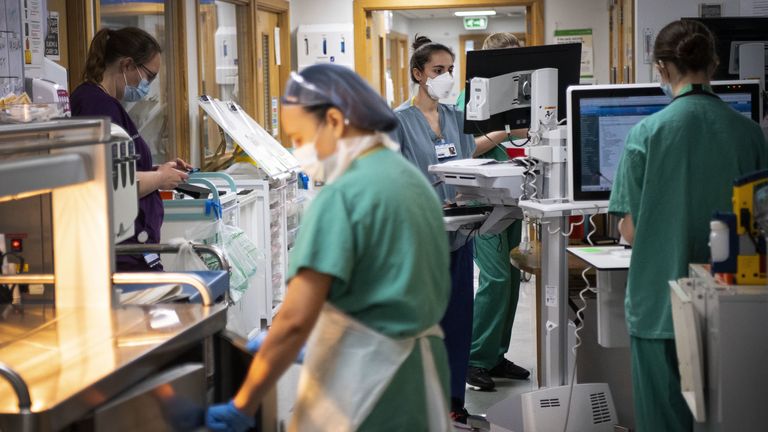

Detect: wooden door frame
[166, 0, 191, 161]
[65, 0, 98, 92]
[353, 0, 544, 86]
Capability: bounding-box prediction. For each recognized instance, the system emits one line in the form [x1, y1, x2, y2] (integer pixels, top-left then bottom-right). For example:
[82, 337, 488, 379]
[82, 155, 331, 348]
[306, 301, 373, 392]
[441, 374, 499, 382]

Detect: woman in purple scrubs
[70, 27, 191, 271]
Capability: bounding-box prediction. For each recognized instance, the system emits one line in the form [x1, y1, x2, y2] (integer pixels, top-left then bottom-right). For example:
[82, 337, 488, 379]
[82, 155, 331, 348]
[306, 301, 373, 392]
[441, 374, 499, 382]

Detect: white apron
[288, 304, 450, 432]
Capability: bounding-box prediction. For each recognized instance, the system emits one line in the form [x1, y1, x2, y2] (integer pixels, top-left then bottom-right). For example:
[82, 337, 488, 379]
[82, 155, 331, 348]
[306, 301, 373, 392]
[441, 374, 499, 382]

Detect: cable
[586, 212, 599, 246]
[474, 122, 513, 154]
[562, 266, 597, 432]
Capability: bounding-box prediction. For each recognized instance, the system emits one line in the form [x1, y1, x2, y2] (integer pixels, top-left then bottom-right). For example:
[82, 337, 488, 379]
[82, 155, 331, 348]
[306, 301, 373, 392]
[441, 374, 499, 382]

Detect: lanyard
[672, 84, 720, 103]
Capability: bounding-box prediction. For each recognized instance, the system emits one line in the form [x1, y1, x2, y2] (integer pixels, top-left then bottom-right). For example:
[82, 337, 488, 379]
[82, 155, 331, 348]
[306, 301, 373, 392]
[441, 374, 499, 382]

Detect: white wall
[633, 0, 741, 83]
[289, 0, 353, 31]
[400, 16, 527, 101]
[545, 0, 610, 85]
[391, 11, 411, 35]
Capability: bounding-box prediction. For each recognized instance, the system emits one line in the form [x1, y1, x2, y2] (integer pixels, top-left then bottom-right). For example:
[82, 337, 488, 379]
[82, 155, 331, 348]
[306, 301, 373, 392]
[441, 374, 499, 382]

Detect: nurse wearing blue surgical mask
[70, 27, 191, 272]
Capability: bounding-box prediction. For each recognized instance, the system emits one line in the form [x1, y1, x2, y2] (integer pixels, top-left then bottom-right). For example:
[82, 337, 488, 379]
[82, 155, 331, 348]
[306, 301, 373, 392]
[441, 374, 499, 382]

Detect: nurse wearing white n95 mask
[389, 34, 477, 425]
[206, 63, 453, 432]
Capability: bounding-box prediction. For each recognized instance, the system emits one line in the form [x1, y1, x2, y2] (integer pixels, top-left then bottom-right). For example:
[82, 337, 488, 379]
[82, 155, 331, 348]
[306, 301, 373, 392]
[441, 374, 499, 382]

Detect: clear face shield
[282, 71, 334, 107]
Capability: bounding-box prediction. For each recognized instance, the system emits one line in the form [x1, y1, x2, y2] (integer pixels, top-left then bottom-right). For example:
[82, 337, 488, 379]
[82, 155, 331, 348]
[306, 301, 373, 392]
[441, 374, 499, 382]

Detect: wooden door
[387, 32, 408, 107]
[459, 33, 489, 92]
[398, 38, 409, 103]
[609, 0, 634, 83]
[621, 0, 634, 83]
[379, 35, 387, 102]
[256, 9, 282, 141]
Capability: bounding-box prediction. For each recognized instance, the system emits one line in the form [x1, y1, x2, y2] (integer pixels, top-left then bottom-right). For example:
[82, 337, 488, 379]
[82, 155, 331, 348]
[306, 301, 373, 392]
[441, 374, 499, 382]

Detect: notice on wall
[22, 0, 43, 69]
[44, 10, 58, 60]
[554, 28, 594, 83]
[699, 3, 723, 17]
[0, 0, 24, 96]
[271, 96, 279, 137]
[740, 0, 768, 15]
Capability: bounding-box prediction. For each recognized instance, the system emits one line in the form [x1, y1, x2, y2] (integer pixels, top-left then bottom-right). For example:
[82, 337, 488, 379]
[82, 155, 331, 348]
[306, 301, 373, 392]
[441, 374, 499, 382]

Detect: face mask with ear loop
[425, 72, 454, 100]
[123, 64, 151, 102]
[656, 61, 675, 99]
[293, 119, 400, 185]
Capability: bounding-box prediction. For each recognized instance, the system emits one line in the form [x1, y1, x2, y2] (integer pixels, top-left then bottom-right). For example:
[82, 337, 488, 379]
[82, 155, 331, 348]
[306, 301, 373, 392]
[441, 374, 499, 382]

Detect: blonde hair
[482, 33, 521, 50]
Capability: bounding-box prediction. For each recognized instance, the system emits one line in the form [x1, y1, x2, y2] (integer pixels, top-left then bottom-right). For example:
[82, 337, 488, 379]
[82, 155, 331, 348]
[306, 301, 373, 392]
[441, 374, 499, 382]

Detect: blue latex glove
[245, 329, 306, 364]
[206, 401, 255, 432]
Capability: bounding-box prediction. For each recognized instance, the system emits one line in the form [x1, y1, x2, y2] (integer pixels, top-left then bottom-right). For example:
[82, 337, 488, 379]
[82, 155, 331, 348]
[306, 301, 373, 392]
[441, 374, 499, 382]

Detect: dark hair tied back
[409, 34, 456, 83]
[83, 27, 162, 84]
[653, 20, 718, 75]
[412, 35, 433, 51]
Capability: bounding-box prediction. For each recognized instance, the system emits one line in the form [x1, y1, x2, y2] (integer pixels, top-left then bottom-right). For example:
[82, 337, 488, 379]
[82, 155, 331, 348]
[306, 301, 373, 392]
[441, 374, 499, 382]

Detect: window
[99, 1, 172, 163]
[198, 0, 242, 170]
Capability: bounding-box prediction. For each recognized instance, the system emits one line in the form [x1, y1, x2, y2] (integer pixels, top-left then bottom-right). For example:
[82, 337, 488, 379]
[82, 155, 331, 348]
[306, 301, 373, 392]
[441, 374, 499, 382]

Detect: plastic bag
[184, 220, 264, 303]
[165, 239, 209, 272]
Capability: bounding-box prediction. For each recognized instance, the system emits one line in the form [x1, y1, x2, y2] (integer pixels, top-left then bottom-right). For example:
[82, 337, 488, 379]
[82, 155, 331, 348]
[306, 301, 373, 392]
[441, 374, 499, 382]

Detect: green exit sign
[463, 17, 488, 30]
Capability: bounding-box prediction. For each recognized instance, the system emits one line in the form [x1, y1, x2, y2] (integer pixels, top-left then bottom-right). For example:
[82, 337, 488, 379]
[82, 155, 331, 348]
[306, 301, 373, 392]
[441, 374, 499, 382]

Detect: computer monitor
[683, 17, 768, 83]
[463, 43, 581, 135]
[567, 80, 762, 203]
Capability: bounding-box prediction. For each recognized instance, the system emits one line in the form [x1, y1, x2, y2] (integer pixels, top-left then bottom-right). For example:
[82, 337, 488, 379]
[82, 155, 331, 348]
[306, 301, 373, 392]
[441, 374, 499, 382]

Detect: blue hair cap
[282, 64, 398, 132]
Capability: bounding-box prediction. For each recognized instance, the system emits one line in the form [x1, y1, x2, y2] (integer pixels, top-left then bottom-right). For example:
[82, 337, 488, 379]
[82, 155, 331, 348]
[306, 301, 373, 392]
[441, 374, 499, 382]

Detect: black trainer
[489, 359, 530, 380]
[466, 366, 496, 391]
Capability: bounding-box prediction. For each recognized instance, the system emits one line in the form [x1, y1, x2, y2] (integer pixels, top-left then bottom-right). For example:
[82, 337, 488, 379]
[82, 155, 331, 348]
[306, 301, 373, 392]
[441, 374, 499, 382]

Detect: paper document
[120, 284, 187, 305]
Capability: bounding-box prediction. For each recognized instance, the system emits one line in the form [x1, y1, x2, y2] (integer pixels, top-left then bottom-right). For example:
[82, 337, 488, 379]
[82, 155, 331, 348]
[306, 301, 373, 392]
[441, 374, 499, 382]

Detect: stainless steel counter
[0, 303, 226, 430]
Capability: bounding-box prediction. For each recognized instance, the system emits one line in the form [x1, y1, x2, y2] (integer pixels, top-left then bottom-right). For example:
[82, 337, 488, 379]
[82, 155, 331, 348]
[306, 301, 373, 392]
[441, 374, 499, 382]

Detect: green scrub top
[609, 84, 768, 338]
[287, 147, 451, 430]
[288, 147, 450, 336]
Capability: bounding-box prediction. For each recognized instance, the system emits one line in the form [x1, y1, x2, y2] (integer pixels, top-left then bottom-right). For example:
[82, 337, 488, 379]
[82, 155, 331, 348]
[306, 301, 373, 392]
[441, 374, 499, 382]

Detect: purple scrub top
[70, 82, 164, 271]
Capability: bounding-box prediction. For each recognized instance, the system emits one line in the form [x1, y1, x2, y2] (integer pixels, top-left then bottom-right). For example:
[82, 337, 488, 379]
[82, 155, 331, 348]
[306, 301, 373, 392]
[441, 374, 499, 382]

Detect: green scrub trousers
[469, 219, 522, 369]
[630, 337, 692, 432]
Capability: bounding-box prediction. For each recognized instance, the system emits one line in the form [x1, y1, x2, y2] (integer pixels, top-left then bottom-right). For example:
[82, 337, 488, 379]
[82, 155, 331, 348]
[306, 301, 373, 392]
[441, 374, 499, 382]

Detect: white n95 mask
[426, 72, 454, 101]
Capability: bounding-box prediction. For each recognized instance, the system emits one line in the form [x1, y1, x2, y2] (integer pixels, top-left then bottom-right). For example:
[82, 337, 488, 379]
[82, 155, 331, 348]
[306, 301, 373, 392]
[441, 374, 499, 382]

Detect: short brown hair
[482, 33, 521, 50]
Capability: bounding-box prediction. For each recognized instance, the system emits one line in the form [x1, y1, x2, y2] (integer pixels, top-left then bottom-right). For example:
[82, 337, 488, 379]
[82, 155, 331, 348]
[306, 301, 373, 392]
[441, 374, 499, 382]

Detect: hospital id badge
[435, 139, 457, 160]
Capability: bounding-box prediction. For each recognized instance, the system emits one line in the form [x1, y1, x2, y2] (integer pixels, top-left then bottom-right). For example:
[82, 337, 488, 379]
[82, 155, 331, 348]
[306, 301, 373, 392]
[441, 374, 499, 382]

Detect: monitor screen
[567, 81, 761, 203]
[683, 17, 768, 83]
[463, 43, 581, 135]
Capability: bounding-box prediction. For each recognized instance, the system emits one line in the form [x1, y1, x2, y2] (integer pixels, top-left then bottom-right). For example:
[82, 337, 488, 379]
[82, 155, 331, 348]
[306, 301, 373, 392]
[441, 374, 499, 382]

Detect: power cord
[562, 211, 599, 432]
[473, 122, 514, 155]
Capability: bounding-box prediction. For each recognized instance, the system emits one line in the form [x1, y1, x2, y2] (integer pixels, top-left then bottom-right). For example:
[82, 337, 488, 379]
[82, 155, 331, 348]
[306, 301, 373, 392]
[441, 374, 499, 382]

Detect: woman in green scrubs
[207, 64, 452, 432]
[609, 20, 768, 432]
[456, 32, 530, 392]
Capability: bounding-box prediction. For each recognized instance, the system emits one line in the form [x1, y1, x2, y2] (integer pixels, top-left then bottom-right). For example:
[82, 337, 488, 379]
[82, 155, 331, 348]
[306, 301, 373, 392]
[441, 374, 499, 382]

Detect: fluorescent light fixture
[455, 10, 496, 17]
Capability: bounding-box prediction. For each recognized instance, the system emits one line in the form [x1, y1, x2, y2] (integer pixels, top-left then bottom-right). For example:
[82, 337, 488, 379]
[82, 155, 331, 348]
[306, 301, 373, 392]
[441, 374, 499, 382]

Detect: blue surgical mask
[660, 82, 675, 99]
[122, 69, 151, 102]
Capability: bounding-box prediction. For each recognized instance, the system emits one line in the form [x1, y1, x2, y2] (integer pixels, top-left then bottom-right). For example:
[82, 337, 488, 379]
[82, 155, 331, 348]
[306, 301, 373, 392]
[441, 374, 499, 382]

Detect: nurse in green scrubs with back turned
[206, 64, 453, 432]
[609, 19, 768, 432]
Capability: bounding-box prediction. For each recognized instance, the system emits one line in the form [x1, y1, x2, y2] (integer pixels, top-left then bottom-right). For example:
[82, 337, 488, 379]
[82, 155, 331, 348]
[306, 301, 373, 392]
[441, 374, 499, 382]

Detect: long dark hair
[83, 27, 162, 83]
[653, 20, 718, 75]
[409, 35, 455, 83]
